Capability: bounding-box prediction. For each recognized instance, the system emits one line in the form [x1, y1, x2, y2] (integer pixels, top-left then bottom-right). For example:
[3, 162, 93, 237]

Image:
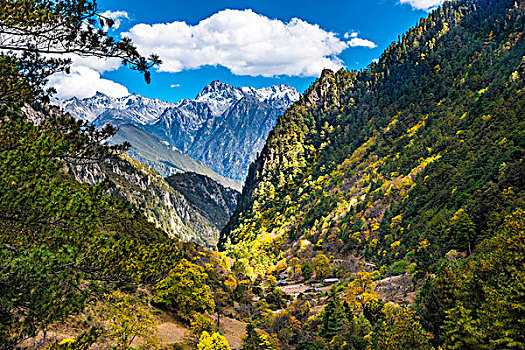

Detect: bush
[389, 260, 411, 275]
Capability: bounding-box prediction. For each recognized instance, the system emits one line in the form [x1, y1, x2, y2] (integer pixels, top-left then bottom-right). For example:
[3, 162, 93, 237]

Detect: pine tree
[320, 287, 346, 341]
[243, 323, 260, 350]
[442, 302, 480, 350]
[0, 0, 160, 104]
[449, 209, 476, 254]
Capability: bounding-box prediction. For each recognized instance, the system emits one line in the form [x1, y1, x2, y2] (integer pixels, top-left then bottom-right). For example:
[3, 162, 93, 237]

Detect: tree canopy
[0, 0, 160, 104]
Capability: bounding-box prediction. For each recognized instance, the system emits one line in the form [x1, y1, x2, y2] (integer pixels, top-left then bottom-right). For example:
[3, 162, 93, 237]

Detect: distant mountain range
[55, 81, 300, 182]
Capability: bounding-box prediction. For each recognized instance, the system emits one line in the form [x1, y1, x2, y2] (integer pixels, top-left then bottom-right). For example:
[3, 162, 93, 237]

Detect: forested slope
[0, 1, 245, 349]
[166, 172, 239, 231]
[0, 104, 243, 350]
[221, 0, 525, 278]
[69, 152, 221, 247]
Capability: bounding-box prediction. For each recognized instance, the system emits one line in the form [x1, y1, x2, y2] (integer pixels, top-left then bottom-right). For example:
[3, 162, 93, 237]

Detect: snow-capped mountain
[54, 81, 300, 181]
[193, 80, 300, 116]
[54, 92, 176, 124]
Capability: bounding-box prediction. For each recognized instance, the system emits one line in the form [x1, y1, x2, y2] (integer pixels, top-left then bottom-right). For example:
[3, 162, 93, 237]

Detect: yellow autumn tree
[96, 290, 163, 350]
[342, 271, 378, 313]
[153, 259, 215, 321]
[197, 331, 231, 350]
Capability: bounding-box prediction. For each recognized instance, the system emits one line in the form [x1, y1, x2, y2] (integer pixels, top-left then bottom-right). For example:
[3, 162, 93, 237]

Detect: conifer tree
[449, 209, 475, 253]
[442, 302, 480, 350]
[0, 0, 160, 104]
[320, 287, 346, 341]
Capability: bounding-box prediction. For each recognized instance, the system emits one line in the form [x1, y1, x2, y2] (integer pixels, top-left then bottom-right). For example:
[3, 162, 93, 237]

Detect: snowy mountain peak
[53, 81, 300, 125]
[194, 81, 245, 116]
[51, 81, 301, 181]
[194, 81, 300, 116]
[54, 93, 176, 124]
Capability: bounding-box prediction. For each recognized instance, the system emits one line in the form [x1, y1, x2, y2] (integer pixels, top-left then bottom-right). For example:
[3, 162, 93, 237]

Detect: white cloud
[348, 37, 377, 48]
[46, 55, 124, 99]
[170, 84, 181, 88]
[399, 0, 444, 11]
[48, 66, 129, 99]
[65, 55, 122, 73]
[344, 32, 360, 39]
[99, 10, 129, 29]
[344, 31, 376, 48]
[123, 9, 349, 77]
[45, 10, 130, 99]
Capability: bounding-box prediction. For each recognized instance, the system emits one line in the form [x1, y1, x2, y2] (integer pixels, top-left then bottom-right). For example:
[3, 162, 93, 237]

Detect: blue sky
[48, 0, 442, 102]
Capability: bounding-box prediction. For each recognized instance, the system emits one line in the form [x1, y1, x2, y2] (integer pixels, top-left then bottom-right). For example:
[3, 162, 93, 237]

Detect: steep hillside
[0, 105, 242, 350]
[110, 124, 242, 191]
[183, 96, 281, 180]
[220, 0, 525, 276]
[166, 172, 239, 230]
[69, 154, 220, 247]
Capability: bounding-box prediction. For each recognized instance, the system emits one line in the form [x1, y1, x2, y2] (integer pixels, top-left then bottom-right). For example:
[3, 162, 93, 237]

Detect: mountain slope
[166, 172, 239, 231]
[220, 0, 525, 276]
[56, 82, 300, 181]
[184, 96, 281, 180]
[110, 124, 242, 191]
[69, 154, 221, 247]
[145, 81, 300, 180]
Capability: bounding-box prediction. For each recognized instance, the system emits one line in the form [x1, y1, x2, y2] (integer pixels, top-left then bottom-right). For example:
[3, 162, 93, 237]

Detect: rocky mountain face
[110, 124, 242, 191]
[24, 103, 227, 247]
[166, 172, 239, 231]
[55, 82, 300, 181]
[68, 154, 223, 248]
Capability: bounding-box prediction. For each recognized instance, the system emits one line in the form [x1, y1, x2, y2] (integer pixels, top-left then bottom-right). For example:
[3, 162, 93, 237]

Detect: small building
[305, 287, 322, 293]
[278, 273, 289, 280]
[323, 278, 340, 285]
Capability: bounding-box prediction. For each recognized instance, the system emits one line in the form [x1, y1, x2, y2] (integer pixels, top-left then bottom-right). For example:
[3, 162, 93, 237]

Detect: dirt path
[157, 315, 246, 349]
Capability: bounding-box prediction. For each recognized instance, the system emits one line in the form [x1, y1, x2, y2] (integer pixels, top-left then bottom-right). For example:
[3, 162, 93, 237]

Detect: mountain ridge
[109, 124, 243, 191]
[166, 172, 239, 231]
[220, 0, 525, 278]
[54, 81, 300, 181]
[68, 153, 227, 247]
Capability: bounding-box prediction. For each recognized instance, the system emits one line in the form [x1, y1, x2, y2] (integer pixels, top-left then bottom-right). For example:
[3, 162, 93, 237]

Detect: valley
[1, 0, 525, 349]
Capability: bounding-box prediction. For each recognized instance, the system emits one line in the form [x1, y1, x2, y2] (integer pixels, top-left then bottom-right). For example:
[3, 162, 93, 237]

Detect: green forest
[1, 0, 524, 349]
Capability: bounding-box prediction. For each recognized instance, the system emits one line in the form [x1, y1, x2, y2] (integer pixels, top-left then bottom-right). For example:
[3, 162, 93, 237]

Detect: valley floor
[20, 315, 247, 350]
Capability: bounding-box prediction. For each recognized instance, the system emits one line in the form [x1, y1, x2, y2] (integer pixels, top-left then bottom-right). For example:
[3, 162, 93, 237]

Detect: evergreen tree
[449, 208, 476, 253]
[368, 307, 433, 350]
[442, 302, 480, 350]
[363, 299, 385, 325]
[302, 262, 313, 280]
[242, 323, 260, 350]
[0, 0, 160, 104]
[320, 287, 346, 341]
